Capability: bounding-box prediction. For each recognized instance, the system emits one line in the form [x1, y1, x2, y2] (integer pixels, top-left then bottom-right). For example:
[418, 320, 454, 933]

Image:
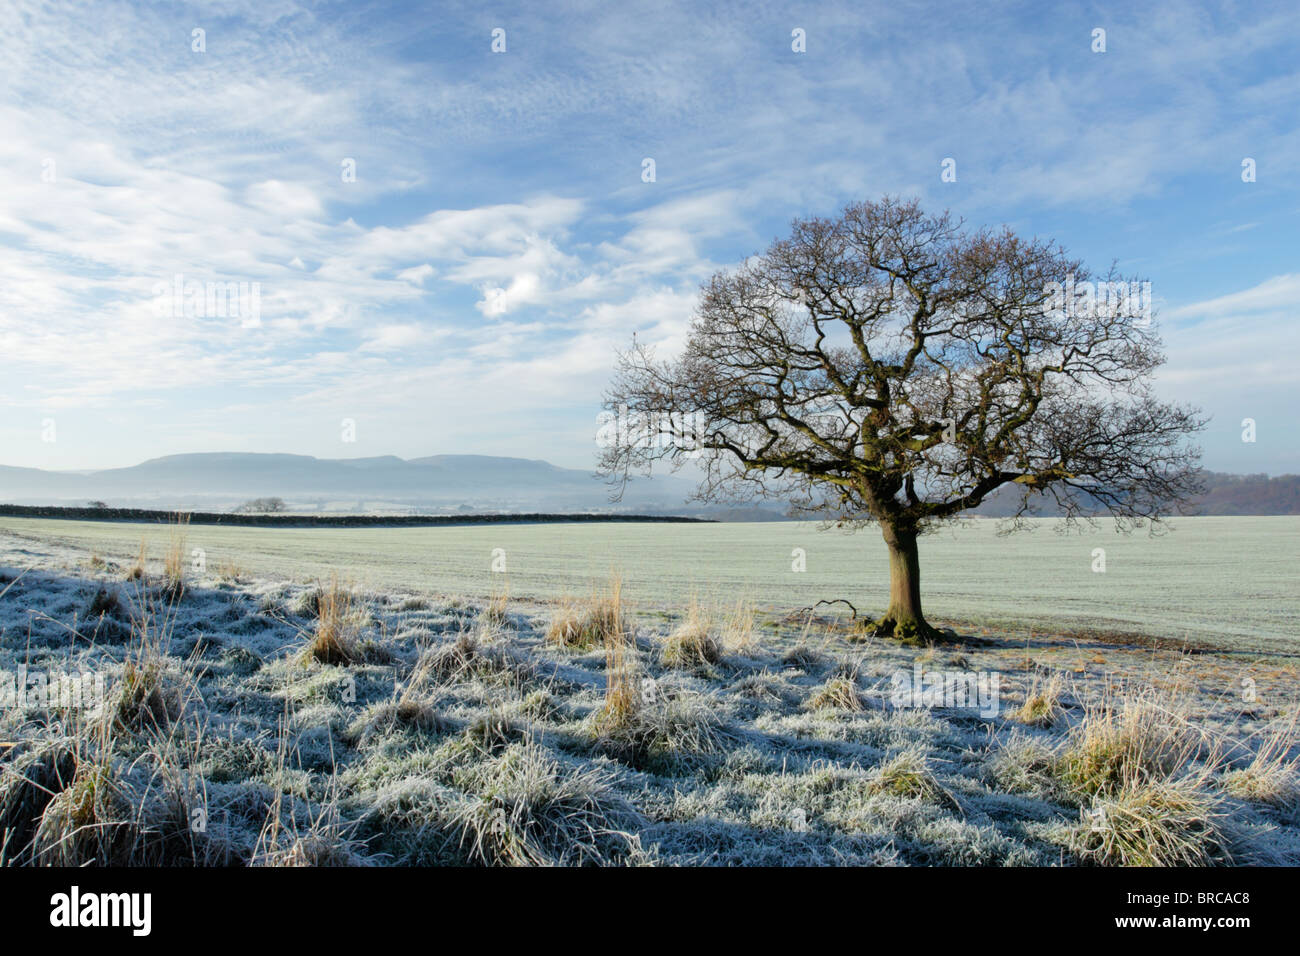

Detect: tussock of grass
[867, 750, 956, 809]
[1221, 717, 1300, 809]
[730, 669, 795, 704]
[660, 601, 722, 670]
[1054, 688, 1200, 800]
[483, 581, 510, 625]
[251, 734, 365, 867]
[346, 698, 449, 746]
[806, 675, 864, 712]
[545, 576, 629, 650]
[518, 689, 561, 722]
[0, 740, 79, 865]
[86, 586, 122, 619]
[595, 619, 639, 732]
[449, 740, 643, 866]
[1071, 777, 1231, 866]
[781, 643, 825, 671]
[591, 671, 731, 773]
[584, 601, 728, 770]
[424, 631, 535, 687]
[301, 575, 363, 665]
[25, 725, 217, 866]
[31, 756, 135, 866]
[719, 600, 758, 654]
[126, 539, 148, 581]
[1050, 686, 1201, 801]
[161, 514, 189, 600]
[463, 709, 525, 755]
[215, 559, 247, 582]
[252, 790, 364, 867]
[987, 731, 1058, 796]
[1010, 673, 1064, 727]
[111, 596, 186, 734]
[347, 650, 452, 741]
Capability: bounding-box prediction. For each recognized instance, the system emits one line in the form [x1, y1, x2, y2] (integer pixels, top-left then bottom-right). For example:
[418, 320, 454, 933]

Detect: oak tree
[599, 197, 1204, 640]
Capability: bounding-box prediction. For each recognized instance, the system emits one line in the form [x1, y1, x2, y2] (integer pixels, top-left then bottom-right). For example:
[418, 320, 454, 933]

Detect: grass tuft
[660, 600, 722, 670]
[545, 575, 629, 650]
[1070, 776, 1232, 866]
[807, 675, 864, 711]
[301, 575, 362, 665]
[1010, 672, 1065, 727]
[1054, 687, 1199, 800]
[1220, 717, 1300, 809]
[449, 740, 643, 866]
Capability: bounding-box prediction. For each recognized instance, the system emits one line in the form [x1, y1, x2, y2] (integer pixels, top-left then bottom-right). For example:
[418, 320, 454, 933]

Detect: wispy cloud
[0, 0, 1296, 472]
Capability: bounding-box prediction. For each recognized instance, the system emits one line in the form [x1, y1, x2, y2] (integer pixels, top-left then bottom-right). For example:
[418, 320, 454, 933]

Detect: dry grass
[590, 635, 731, 771]
[1071, 776, 1231, 866]
[545, 575, 629, 650]
[806, 675, 864, 712]
[23, 718, 216, 867]
[215, 558, 247, 582]
[1221, 716, 1300, 809]
[301, 575, 361, 665]
[161, 514, 189, 600]
[660, 600, 722, 670]
[345, 652, 449, 744]
[111, 593, 187, 735]
[719, 599, 758, 654]
[86, 586, 121, 619]
[0, 740, 79, 865]
[1054, 686, 1201, 800]
[126, 538, 148, 580]
[484, 579, 510, 625]
[596, 615, 639, 732]
[1010, 672, 1065, 727]
[252, 735, 363, 866]
[422, 629, 535, 689]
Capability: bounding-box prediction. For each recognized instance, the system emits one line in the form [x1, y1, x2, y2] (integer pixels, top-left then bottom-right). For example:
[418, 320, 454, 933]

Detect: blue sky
[1, 0, 1297, 474]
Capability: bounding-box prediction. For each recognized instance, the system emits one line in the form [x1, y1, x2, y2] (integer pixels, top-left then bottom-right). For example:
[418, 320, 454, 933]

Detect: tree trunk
[874, 520, 934, 641]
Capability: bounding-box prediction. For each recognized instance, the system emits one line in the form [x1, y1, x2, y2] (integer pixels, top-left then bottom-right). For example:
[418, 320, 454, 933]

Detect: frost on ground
[1, 531, 1298, 867]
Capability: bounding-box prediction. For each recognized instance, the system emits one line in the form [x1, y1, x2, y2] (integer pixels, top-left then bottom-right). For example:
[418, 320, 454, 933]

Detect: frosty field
[0, 515, 1295, 654]
[1, 517, 1298, 867]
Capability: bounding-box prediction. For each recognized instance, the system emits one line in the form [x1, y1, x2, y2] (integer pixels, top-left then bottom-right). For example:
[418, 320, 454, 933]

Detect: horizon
[4, 448, 1298, 481]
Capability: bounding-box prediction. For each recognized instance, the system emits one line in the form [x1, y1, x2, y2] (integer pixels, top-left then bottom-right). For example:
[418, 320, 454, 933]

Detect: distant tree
[600, 197, 1205, 640]
[234, 496, 287, 514]
[87, 500, 108, 509]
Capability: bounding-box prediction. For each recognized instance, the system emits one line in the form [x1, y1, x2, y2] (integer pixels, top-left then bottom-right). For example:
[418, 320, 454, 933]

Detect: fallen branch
[787, 598, 858, 621]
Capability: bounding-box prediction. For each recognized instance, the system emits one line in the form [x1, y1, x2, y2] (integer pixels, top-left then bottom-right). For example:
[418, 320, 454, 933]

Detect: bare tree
[599, 197, 1205, 640]
[234, 496, 287, 514]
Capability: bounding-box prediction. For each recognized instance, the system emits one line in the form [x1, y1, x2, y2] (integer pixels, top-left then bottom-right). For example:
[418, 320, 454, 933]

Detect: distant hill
[0, 452, 697, 514]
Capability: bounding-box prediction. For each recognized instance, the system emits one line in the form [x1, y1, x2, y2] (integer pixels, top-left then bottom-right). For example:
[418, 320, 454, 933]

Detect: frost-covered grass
[1, 529, 1298, 867]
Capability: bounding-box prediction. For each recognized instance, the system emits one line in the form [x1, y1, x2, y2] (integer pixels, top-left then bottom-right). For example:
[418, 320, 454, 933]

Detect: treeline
[0, 505, 711, 527]
[1187, 472, 1300, 516]
[972, 470, 1300, 517]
